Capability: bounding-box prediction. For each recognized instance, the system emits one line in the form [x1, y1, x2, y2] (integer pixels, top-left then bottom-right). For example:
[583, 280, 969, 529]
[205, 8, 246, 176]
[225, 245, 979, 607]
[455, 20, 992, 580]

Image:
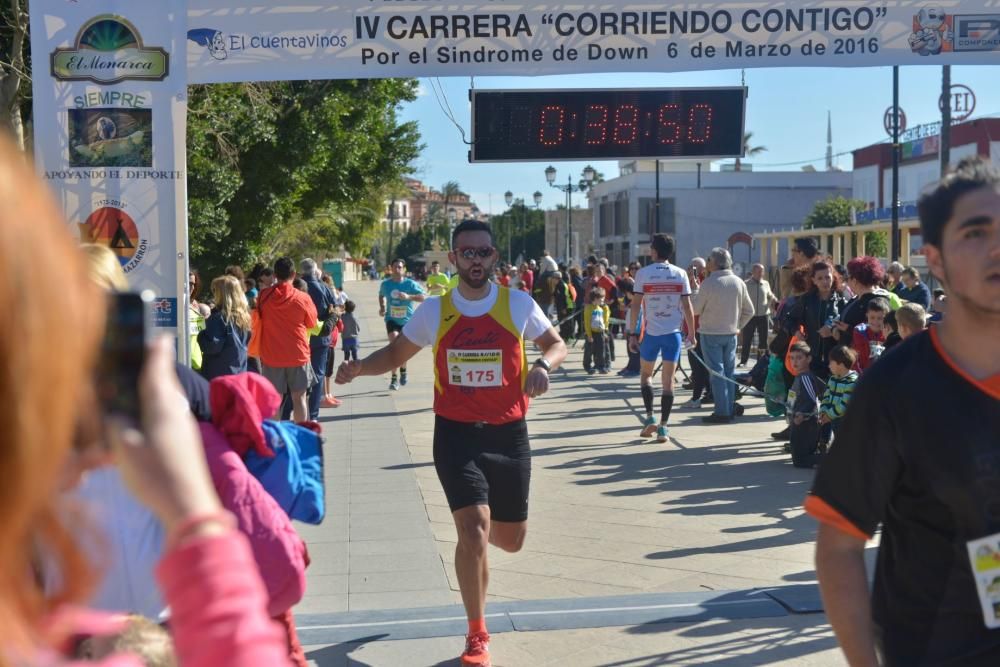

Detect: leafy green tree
[187, 79, 422, 276]
[804, 195, 888, 259]
[266, 200, 382, 261]
[392, 225, 433, 264]
[492, 202, 544, 263]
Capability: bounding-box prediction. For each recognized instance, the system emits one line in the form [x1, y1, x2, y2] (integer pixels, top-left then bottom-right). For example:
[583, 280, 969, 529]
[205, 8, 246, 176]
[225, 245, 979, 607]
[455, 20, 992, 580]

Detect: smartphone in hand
[96, 290, 153, 426]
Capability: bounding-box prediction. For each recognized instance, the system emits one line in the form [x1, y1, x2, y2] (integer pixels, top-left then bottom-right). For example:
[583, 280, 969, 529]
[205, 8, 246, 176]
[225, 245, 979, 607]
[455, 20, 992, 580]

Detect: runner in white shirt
[338, 219, 566, 667]
[628, 234, 696, 443]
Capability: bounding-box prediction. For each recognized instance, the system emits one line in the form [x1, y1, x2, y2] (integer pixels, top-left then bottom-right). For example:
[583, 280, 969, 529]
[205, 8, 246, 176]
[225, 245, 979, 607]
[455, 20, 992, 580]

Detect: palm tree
[734, 132, 767, 172]
[435, 181, 463, 248]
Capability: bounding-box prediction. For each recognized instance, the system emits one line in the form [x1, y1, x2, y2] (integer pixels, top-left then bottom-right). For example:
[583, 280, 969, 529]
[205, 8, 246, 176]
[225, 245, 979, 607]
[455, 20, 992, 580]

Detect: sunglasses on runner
[455, 246, 494, 260]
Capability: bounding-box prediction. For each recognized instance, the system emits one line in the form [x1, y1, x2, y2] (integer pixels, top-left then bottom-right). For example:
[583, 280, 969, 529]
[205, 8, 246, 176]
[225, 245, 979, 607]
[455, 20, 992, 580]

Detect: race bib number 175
[447, 349, 502, 387]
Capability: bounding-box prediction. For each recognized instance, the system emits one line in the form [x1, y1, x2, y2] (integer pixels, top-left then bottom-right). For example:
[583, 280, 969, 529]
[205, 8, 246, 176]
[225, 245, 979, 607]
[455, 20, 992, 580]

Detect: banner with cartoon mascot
[30, 2, 189, 356]
[29, 1, 1000, 361]
[185, 1, 1000, 83]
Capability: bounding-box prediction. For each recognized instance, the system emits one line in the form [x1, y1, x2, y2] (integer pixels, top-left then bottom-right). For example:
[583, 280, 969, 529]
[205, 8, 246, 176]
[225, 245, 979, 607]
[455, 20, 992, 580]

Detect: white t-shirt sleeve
[680, 270, 692, 296]
[510, 290, 554, 341]
[634, 271, 646, 295]
[400, 297, 440, 348]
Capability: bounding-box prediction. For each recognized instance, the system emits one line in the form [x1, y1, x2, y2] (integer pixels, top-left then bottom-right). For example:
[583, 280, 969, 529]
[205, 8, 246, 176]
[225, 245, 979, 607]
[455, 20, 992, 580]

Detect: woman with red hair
[0, 136, 290, 665]
[834, 256, 899, 347]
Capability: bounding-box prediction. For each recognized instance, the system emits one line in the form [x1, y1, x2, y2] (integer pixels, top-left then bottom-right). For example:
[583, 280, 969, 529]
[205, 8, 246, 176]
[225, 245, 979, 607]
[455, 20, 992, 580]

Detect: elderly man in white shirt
[692, 248, 756, 423]
[538, 250, 559, 275]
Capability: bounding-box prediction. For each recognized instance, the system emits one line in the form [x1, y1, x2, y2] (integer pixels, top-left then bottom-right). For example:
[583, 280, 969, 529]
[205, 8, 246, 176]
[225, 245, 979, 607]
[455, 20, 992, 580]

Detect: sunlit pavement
[296, 279, 850, 666]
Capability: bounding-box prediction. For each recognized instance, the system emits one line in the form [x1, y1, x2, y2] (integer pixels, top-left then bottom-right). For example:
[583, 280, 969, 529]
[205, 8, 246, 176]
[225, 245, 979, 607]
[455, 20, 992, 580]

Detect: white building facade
[589, 161, 852, 273]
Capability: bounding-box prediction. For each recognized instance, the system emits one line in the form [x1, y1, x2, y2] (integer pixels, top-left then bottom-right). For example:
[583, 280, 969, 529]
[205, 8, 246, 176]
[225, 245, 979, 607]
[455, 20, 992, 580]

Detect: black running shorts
[433, 415, 531, 522]
[385, 320, 405, 334]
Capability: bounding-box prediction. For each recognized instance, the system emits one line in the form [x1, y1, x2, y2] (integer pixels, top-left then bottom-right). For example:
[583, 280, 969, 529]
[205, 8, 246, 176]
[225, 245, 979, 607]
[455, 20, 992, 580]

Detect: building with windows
[753, 117, 1000, 274]
[589, 159, 852, 273]
[852, 117, 1000, 217]
[381, 178, 483, 233]
[544, 208, 593, 266]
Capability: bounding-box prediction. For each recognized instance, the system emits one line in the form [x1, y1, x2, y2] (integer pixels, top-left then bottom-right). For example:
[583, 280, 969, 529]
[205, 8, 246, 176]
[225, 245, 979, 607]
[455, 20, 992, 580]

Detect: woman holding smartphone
[0, 136, 291, 665]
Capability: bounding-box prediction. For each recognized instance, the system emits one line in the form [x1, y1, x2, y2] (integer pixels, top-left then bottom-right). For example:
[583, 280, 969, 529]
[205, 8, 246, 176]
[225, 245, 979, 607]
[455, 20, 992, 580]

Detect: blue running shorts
[639, 332, 683, 364]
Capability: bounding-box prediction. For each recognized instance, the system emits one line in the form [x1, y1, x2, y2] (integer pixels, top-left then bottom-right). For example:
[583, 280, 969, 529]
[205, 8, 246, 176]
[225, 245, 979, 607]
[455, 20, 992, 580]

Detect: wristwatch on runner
[533, 358, 551, 372]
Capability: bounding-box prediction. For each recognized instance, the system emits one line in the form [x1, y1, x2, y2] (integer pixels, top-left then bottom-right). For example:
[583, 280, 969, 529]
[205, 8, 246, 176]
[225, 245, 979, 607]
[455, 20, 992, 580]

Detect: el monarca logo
[52, 15, 168, 84]
[79, 206, 149, 273]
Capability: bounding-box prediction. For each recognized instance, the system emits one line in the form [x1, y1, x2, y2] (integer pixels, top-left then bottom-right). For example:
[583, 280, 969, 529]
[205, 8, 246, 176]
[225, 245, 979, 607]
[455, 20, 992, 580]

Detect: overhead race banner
[186, 1, 1000, 83]
[31, 2, 190, 353]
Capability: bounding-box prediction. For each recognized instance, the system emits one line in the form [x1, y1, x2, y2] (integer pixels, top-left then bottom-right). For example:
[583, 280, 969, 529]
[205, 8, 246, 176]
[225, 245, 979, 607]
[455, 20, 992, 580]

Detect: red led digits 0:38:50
[471, 87, 745, 162]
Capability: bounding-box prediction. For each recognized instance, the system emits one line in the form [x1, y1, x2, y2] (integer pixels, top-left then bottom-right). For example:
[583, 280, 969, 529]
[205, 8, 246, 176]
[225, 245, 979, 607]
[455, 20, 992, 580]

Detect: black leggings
[689, 336, 712, 401]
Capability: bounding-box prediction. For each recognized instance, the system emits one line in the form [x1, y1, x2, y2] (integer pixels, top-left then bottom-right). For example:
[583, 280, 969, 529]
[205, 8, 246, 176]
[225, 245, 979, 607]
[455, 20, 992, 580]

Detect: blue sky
[398, 65, 1000, 215]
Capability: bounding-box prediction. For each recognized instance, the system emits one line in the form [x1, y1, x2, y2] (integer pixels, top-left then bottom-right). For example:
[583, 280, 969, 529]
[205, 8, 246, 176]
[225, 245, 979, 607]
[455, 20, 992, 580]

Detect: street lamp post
[545, 165, 594, 266]
[447, 208, 457, 247]
[504, 190, 515, 263]
[531, 191, 543, 262]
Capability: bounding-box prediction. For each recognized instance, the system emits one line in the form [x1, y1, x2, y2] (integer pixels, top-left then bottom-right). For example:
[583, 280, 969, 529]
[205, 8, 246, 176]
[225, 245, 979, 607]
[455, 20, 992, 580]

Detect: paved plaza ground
[296, 279, 857, 666]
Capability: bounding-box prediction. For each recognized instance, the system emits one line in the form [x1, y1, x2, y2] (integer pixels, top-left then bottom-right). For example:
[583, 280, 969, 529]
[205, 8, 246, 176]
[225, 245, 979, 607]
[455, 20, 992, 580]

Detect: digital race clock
[470, 87, 747, 163]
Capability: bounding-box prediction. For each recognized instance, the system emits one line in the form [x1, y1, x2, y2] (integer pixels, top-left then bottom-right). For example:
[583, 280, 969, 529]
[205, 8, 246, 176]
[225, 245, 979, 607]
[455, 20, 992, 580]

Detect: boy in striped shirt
[787, 342, 825, 468]
[819, 345, 859, 439]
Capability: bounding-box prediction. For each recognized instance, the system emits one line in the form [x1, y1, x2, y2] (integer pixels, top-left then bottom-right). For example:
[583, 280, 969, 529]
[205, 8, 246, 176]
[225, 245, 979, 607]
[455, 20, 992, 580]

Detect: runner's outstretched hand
[336, 359, 363, 384]
[524, 366, 550, 398]
[628, 335, 639, 354]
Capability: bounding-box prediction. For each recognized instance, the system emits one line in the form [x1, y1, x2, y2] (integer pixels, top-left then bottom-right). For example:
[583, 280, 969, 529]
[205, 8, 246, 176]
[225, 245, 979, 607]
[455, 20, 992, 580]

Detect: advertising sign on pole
[30, 2, 191, 358]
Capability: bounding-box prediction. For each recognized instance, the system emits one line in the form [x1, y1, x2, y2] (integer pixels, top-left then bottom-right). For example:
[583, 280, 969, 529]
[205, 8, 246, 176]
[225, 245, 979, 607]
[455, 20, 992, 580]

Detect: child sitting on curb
[786, 341, 825, 469]
[852, 296, 890, 372]
[895, 302, 928, 339]
[818, 345, 859, 447]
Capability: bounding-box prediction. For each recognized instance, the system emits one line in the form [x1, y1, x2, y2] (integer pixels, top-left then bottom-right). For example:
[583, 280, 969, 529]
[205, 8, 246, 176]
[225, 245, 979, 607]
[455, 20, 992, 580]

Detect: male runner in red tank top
[337, 219, 566, 667]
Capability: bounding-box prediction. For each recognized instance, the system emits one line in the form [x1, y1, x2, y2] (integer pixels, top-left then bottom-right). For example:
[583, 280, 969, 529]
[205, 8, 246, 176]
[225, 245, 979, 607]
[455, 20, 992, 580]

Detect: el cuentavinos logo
[51, 15, 168, 84]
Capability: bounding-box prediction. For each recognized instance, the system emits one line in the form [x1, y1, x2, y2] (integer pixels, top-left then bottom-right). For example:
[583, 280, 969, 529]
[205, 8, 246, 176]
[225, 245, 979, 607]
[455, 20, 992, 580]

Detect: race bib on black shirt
[808, 329, 1000, 665]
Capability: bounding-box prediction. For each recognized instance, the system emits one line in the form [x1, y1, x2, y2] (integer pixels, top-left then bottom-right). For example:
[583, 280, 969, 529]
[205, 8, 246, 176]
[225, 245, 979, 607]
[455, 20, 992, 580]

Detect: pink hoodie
[201, 373, 308, 617]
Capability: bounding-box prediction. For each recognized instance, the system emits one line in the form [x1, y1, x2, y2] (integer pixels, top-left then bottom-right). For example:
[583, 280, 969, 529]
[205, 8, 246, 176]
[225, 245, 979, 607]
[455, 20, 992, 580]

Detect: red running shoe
[460, 631, 491, 667]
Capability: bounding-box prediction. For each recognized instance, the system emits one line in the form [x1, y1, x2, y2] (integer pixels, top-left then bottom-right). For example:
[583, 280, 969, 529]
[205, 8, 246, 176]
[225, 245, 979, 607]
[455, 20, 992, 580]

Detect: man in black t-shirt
[806, 157, 1000, 666]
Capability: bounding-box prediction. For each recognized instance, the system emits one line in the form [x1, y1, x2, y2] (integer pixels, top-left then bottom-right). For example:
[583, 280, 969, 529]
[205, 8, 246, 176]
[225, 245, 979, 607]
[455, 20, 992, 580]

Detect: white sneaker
[682, 398, 701, 409]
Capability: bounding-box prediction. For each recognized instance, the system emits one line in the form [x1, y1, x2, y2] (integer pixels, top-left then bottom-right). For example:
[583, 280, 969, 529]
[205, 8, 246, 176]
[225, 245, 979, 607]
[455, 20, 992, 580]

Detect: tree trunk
[9, 104, 23, 150]
[0, 0, 28, 148]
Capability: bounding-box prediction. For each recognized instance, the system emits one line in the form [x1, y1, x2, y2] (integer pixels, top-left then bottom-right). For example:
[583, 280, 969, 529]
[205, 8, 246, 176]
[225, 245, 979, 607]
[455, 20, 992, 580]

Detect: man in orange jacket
[255, 257, 318, 421]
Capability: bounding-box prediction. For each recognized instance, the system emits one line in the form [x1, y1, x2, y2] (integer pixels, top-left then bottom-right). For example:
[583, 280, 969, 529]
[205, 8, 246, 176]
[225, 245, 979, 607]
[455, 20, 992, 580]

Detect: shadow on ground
[305, 634, 386, 667]
[609, 616, 837, 666]
[535, 372, 820, 560]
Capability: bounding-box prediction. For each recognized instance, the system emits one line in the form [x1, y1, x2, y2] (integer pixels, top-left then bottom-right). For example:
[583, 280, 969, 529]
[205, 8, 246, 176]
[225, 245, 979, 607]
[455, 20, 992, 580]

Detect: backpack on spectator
[245, 420, 326, 525]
